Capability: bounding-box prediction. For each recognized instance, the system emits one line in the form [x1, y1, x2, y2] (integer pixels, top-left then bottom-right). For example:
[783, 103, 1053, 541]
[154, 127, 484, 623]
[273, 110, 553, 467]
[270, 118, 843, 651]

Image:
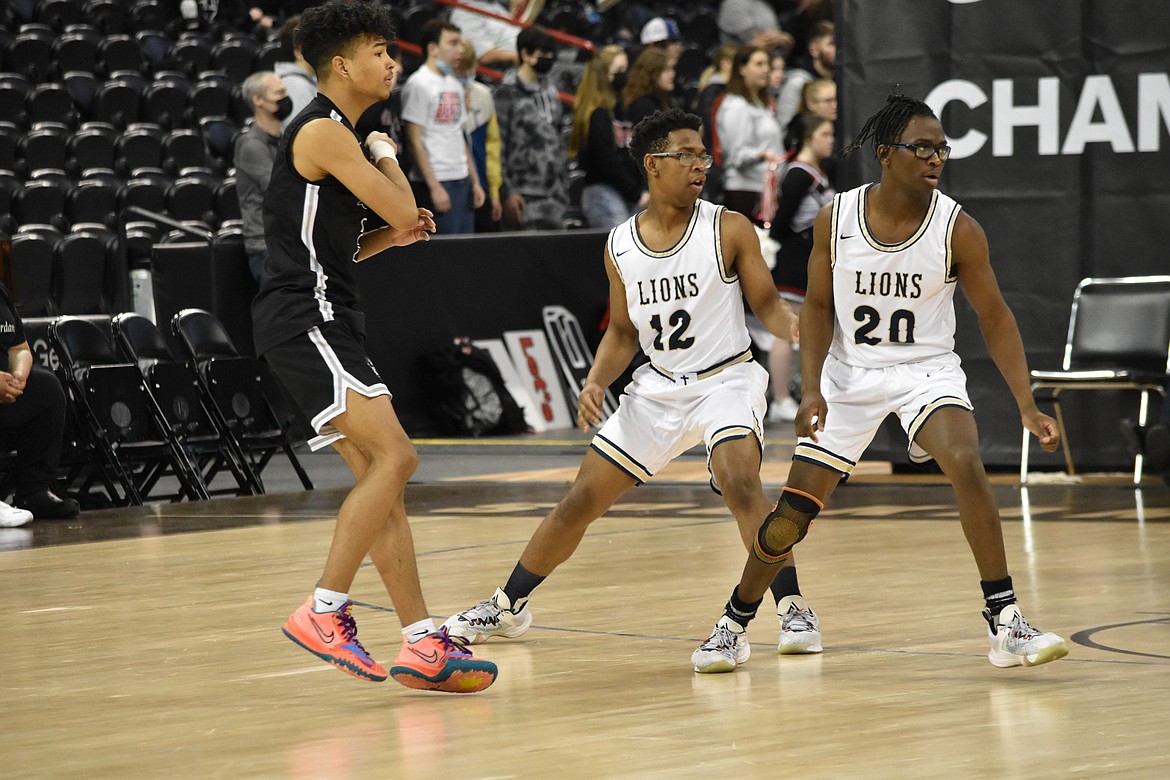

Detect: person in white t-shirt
[401, 20, 486, 234]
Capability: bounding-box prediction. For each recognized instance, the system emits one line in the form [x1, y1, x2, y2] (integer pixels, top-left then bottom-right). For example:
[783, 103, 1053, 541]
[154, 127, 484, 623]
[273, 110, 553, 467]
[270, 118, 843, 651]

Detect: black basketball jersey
[252, 94, 370, 355]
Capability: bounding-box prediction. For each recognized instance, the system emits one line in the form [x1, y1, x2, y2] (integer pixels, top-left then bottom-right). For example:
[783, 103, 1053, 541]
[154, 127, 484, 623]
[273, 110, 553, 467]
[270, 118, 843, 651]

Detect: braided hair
[841, 92, 937, 158]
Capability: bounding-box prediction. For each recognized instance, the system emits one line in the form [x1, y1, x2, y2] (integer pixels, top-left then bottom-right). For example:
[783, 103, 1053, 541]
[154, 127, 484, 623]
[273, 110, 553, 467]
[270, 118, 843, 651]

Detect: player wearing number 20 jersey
[829, 184, 962, 369]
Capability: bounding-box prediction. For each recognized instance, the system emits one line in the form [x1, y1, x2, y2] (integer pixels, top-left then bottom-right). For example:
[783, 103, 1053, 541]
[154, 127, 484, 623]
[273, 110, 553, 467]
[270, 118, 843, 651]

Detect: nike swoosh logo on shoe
[409, 647, 440, 663]
[311, 618, 335, 643]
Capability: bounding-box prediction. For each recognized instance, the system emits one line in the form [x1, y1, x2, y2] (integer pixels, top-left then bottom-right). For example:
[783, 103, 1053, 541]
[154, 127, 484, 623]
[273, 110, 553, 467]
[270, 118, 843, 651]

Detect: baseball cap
[641, 17, 680, 45]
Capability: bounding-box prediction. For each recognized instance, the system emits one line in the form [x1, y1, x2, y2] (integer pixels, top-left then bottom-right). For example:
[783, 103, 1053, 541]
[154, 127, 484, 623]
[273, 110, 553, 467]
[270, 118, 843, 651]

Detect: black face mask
[533, 55, 555, 75]
[274, 96, 294, 120]
[611, 69, 627, 92]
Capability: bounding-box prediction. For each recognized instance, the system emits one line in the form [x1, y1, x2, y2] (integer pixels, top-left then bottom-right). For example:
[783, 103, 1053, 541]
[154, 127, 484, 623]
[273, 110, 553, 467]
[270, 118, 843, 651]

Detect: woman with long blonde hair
[570, 45, 644, 229]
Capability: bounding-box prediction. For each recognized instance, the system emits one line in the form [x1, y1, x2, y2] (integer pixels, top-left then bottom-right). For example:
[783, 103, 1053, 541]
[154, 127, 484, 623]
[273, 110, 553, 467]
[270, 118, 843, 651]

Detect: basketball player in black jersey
[694, 94, 1069, 673]
[253, 1, 496, 693]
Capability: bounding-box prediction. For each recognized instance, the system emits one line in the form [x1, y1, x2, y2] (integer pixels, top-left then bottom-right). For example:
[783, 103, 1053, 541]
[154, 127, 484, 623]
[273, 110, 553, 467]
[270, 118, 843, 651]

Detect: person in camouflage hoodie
[493, 28, 569, 230]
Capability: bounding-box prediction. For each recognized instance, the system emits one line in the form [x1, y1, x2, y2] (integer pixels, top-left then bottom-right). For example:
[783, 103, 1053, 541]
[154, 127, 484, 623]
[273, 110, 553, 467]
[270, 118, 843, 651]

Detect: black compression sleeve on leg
[753, 488, 823, 563]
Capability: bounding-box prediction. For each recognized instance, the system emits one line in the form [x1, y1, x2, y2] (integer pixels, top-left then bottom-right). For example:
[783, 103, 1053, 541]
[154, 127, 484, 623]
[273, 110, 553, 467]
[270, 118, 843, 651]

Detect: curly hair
[629, 108, 703, 176]
[841, 91, 937, 158]
[295, 0, 398, 77]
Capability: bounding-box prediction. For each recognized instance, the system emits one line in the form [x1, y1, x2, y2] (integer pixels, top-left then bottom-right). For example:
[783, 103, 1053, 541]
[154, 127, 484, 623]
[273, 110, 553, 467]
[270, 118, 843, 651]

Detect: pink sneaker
[282, 598, 387, 682]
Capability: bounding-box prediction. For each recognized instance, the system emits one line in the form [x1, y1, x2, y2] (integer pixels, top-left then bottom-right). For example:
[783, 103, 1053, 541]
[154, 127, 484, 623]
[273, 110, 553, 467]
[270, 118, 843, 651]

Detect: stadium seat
[68, 178, 118, 227]
[9, 0, 37, 26]
[68, 124, 118, 175]
[135, 30, 171, 72]
[52, 30, 100, 73]
[254, 40, 282, 71]
[0, 74, 31, 127]
[166, 176, 216, 225]
[14, 178, 69, 231]
[211, 38, 256, 84]
[188, 79, 233, 122]
[169, 37, 212, 79]
[199, 116, 238, 168]
[4, 31, 53, 81]
[92, 78, 142, 128]
[118, 176, 168, 214]
[7, 232, 57, 317]
[104, 68, 148, 93]
[0, 131, 17, 173]
[98, 34, 145, 76]
[17, 123, 70, 175]
[214, 177, 240, 224]
[142, 79, 188, 130]
[36, 0, 83, 30]
[162, 128, 212, 175]
[83, 0, 127, 36]
[54, 231, 110, 315]
[128, 0, 168, 35]
[62, 70, 101, 117]
[26, 82, 78, 127]
[116, 122, 165, 174]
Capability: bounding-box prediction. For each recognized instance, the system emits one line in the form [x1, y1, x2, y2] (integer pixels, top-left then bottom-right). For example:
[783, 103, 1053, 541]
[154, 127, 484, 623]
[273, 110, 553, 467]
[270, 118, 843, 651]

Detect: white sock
[313, 587, 348, 613]
[402, 618, 436, 643]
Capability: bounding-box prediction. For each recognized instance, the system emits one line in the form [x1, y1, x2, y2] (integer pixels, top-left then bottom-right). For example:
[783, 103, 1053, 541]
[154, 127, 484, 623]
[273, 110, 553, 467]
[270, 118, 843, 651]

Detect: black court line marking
[1070, 614, 1170, 660]
[348, 600, 1169, 667]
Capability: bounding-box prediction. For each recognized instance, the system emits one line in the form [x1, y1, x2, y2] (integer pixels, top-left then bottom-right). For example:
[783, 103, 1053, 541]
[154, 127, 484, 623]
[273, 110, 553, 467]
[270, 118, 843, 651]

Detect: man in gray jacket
[234, 70, 290, 281]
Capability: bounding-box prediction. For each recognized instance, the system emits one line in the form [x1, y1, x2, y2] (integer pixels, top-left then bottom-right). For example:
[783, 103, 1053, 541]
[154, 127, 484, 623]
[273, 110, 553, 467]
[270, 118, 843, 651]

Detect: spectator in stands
[622, 47, 676, 127]
[178, 0, 276, 34]
[275, 15, 319, 130]
[0, 281, 80, 524]
[450, 0, 520, 67]
[768, 50, 787, 102]
[456, 38, 504, 231]
[493, 28, 568, 231]
[640, 16, 682, 67]
[235, 71, 290, 282]
[716, 46, 784, 225]
[777, 0, 836, 66]
[799, 77, 836, 122]
[694, 43, 738, 204]
[402, 21, 485, 234]
[776, 21, 836, 135]
[766, 113, 835, 422]
[718, 0, 794, 51]
[569, 45, 644, 230]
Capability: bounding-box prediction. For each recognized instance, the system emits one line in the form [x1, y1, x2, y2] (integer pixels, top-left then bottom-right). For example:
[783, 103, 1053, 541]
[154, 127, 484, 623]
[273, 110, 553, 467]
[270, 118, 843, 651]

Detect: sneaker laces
[781, 605, 815, 633]
[1004, 612, 1042, 641]
[461, 598, 506, 628]
[699, 624, 741, 653]
[335, 603, 359, 643]
[435, 625, 474, 658]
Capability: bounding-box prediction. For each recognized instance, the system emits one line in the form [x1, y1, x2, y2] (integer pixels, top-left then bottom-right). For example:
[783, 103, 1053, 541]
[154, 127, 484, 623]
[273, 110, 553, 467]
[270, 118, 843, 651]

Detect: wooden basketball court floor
[4, 433, 1170, 779]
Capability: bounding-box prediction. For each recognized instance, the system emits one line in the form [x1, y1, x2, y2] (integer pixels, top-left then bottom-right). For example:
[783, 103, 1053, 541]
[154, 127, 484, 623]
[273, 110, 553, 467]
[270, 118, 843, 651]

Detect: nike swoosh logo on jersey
[616, 248, 631, 256]
[409, 647, 441, 663]
[841, 234, 857, 239]
[311, 617, 336, 643]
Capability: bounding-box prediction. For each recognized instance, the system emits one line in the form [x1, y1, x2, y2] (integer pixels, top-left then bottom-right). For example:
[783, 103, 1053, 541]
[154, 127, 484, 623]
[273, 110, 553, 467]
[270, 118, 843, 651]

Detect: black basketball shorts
[262, 321, 391, 451]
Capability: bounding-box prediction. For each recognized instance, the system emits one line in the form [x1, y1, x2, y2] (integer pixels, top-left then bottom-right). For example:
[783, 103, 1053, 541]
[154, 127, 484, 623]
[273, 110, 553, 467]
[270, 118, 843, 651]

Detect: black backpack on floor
[418, 338, 530, 437]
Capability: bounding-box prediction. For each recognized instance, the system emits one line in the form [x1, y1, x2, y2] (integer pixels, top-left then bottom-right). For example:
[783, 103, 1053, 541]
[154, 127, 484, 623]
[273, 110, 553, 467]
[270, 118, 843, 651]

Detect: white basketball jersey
[607, 200, 751, 376]
[829, 184, 962, 368]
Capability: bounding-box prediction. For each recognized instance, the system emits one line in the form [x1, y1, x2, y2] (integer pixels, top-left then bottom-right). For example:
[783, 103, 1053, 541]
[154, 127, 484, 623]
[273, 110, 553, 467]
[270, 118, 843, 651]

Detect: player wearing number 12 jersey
[442, 109, 808, 654]
[692, 93, 1069, 675]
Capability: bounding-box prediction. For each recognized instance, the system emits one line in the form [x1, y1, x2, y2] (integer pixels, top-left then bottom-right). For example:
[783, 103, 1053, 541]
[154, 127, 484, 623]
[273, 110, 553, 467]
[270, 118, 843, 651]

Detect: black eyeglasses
[650, 151, 714, 170]
[887, 142, 951, 161]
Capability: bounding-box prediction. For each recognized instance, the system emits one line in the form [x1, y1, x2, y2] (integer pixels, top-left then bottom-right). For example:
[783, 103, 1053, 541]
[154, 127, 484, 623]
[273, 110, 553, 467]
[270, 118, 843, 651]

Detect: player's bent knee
[752, 487, 823, 563]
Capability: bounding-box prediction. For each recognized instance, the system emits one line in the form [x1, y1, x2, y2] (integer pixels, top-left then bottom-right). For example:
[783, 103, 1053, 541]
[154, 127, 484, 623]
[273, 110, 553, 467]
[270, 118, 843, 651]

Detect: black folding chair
[113, 312, 260, 496]
[172, 309, 314, 493]
[1022, 275, 1170, 485]
[50, 316, 209, 505]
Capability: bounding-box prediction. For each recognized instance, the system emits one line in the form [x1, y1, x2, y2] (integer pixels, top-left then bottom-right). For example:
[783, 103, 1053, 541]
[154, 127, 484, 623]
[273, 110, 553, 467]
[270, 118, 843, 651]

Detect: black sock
[502, 562, 545, 606]
[769, 565, 801, 603]
[723, 587, 763, 629]
[981, 576, 1016, 618]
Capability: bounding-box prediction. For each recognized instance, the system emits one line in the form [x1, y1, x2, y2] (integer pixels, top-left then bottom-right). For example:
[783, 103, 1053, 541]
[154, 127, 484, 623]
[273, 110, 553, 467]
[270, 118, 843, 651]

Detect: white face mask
[437, 60, 453, 76]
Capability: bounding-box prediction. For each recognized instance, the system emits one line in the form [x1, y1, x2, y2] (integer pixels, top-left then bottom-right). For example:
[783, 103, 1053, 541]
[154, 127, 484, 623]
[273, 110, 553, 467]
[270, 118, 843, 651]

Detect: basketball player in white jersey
[443, 108, 812, 651]
[691, 94, 1069, 673]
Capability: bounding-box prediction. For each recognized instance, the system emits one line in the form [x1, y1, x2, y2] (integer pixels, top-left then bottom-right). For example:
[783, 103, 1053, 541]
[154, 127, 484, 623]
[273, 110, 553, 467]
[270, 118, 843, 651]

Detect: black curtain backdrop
[838, 0, 1170, 468]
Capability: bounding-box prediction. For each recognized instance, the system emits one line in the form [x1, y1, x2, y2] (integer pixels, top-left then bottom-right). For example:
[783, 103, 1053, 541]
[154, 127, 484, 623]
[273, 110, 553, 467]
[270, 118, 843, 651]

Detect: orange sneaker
[282, 598, 387, 682]
[390, 627, 498, 693]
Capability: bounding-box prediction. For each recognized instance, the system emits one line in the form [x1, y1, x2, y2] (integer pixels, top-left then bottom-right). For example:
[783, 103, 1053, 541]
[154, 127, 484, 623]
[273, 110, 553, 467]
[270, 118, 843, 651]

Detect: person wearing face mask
[569, 44, 644, 229]
[492, 27, 568, 231]
[274, 15, 319, 132]
[235, 70, 291, 282]
[402, 20, 486, 234]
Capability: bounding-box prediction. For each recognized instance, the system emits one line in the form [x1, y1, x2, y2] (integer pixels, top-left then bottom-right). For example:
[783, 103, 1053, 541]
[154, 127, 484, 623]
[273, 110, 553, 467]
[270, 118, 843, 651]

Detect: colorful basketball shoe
[441, 588, 532, 644]
[282, 598, 387, 681]
[390, 627, 498, 693]
[985, 604, 1069, 668]
[777, 595, 823, 654]
[691, 615, 751, 674]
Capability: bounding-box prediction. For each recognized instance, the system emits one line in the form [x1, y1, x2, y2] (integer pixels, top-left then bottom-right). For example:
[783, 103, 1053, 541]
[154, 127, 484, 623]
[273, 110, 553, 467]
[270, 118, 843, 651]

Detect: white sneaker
[768, 397, 799, 422]
[985, 604, 1069, 668]
[0, 500, 34, 528]
[777, 595, 822, 654]
[442, 587, 533, 645]
[691, 615, 751, 673]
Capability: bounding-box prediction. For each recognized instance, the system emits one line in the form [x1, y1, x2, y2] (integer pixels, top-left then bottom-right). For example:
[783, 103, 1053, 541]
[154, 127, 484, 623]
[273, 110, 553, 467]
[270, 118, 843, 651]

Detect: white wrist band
[370, 140, 397, 163]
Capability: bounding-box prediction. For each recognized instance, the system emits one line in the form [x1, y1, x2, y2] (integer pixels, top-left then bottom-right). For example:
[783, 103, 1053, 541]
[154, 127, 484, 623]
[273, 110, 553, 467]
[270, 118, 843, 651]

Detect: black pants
[0, 365, 66, 498]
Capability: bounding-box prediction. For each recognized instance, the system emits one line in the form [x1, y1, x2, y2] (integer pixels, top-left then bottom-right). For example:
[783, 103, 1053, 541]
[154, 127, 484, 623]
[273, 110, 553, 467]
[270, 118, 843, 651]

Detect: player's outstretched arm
[723, 208, 798, 342]
[953, 211, 1059, 452]
[578, 247, 640, 431]
[796, 203, 836, 440]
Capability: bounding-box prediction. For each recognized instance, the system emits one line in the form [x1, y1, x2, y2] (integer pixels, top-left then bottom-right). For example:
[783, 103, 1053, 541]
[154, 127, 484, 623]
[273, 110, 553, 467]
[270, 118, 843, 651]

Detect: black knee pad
[753, 488, 822, 563]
